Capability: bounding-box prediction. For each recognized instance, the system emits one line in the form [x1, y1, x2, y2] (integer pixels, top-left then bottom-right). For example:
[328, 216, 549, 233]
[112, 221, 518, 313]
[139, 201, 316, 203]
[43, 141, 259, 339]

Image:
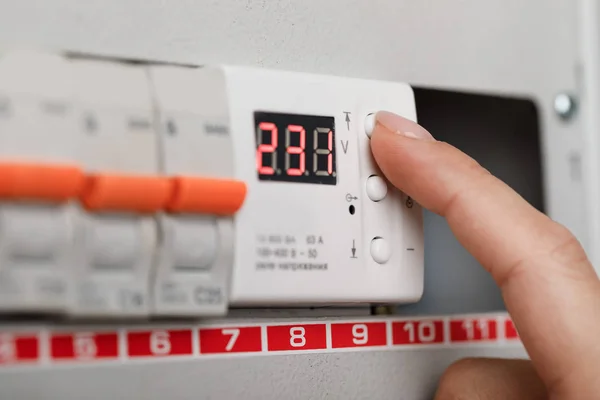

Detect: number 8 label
[266, 324, 327, 351]
[289, 327, 306, 347]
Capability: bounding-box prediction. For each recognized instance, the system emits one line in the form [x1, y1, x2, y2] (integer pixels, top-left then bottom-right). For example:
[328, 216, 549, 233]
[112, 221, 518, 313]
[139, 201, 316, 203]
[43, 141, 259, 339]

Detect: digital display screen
[254, 111, 337, 185]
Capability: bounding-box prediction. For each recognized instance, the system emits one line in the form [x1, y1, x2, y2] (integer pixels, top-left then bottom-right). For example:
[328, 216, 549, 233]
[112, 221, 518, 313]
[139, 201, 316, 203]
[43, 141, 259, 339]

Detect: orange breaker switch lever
[80, 173, 171, 213]
[0, 162, 85, 202]
[166, 176, 247, 216]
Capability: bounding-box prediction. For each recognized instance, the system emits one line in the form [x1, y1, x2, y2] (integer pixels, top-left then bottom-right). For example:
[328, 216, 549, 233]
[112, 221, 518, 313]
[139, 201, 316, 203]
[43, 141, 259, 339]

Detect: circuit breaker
[0, 51, 80, 314]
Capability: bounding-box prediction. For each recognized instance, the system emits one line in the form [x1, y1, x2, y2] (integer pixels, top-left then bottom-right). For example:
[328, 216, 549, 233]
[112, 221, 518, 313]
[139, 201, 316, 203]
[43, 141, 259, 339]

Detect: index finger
[370, 111, 600, 397]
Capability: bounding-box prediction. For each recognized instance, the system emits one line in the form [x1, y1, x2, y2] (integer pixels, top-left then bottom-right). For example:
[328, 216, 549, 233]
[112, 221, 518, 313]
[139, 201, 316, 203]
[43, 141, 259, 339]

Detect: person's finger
[434, 358, 547, 400]
[370, 111, 600, 397]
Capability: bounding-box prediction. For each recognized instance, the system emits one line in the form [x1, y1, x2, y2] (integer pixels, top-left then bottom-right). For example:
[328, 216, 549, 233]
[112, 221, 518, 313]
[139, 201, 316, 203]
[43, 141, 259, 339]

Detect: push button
[366, 175, 388, 202]
[364, 113, 376, 138]
[370, 237, 391, 264]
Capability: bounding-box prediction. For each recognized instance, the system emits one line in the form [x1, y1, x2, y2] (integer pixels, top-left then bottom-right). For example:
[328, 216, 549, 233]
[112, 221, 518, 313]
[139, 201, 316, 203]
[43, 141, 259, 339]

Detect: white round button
[364, 113, 376, 138]
[370, 237, 391, 264]
[366, 175, 388, 202]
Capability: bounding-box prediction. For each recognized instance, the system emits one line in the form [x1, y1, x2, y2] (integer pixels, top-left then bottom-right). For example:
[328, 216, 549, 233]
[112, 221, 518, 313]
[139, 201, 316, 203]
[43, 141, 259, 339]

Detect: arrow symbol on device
[344, 112, 351, 130]
[351, 239, 357, 258]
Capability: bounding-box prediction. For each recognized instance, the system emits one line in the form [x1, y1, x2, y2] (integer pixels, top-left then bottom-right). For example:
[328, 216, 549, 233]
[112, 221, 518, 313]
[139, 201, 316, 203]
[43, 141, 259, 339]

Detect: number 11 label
[450, 318, 498, 342]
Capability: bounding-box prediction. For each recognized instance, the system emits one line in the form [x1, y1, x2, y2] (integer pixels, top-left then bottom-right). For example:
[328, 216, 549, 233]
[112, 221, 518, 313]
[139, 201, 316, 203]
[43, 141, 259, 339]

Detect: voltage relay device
[0, 50, 424, 319]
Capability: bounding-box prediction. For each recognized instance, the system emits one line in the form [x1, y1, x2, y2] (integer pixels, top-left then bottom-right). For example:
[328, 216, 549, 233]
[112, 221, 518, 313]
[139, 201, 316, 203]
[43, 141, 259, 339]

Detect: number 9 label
[331, 322, 387, 349]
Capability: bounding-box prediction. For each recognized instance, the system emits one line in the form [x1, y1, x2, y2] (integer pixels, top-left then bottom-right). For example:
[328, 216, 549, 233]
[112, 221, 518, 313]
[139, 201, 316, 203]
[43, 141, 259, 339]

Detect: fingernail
[375, 111, 435, 141]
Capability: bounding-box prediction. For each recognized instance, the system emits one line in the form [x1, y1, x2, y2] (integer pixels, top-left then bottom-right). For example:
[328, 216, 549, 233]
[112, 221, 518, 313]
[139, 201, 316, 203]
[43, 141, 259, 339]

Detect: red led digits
[285, 124, 306, 176]
[313, 127, 334, 176]
[327, 128, 333, 174]
[254, 112, 336, 185]
[256, 122, 278, 175]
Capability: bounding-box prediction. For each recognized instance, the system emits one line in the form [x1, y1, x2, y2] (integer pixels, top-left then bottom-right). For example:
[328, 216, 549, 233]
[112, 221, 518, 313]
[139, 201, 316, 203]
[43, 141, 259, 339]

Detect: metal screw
[554, 93, 577, 121]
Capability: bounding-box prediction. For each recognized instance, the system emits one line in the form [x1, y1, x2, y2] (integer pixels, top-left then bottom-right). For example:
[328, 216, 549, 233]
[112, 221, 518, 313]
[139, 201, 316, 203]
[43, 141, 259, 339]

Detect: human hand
[369, 111, 600, 399]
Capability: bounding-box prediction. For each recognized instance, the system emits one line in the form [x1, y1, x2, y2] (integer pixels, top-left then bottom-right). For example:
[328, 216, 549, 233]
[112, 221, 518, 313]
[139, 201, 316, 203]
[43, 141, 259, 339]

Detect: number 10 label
[392, 320, 445, 345]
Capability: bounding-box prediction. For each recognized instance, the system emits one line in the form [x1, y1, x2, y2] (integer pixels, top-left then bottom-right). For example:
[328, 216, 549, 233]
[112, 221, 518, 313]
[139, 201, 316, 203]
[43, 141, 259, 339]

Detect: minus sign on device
[406, 248, 415, 251]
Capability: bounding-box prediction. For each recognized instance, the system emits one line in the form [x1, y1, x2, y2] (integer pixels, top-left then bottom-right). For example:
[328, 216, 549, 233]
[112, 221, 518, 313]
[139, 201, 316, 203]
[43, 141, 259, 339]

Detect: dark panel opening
[396, 88, 545, 316]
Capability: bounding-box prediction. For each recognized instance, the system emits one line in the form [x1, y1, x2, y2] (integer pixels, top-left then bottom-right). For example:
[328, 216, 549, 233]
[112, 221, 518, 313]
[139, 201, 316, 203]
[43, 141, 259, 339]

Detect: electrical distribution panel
[0, 50, 424, 319]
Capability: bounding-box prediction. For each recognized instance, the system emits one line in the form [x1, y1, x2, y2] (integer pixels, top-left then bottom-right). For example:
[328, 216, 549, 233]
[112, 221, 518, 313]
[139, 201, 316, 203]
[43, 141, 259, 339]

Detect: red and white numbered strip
[0, 313, 522, 368]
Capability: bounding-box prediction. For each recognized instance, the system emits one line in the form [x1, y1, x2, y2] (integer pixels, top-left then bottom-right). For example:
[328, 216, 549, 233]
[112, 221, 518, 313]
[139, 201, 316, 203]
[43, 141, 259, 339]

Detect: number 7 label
[199, 327, 262, 354]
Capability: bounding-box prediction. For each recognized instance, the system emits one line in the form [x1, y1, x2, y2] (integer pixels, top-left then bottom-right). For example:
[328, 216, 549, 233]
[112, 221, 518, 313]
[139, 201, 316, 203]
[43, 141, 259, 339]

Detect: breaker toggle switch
[149, 64, 237, 317]
[80, 173, 170, 213]
[0, 51, 81, 315]
[67, 57, 160, 319]
[166, 176, 246, 215]
[0, 162, 84, 202]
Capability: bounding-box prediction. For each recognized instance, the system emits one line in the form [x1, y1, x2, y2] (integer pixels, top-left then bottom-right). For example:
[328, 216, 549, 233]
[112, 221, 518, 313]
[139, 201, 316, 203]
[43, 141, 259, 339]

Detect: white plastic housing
[149, 66, 234, 317]
[67, 59, 158, 318]
[0, 51, 78, 313]
[193, 66, 425, 306]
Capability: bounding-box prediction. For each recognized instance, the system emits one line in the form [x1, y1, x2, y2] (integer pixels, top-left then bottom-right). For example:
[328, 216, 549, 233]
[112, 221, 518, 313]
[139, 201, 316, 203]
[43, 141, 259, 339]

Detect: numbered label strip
[0, 313, 521, 368]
